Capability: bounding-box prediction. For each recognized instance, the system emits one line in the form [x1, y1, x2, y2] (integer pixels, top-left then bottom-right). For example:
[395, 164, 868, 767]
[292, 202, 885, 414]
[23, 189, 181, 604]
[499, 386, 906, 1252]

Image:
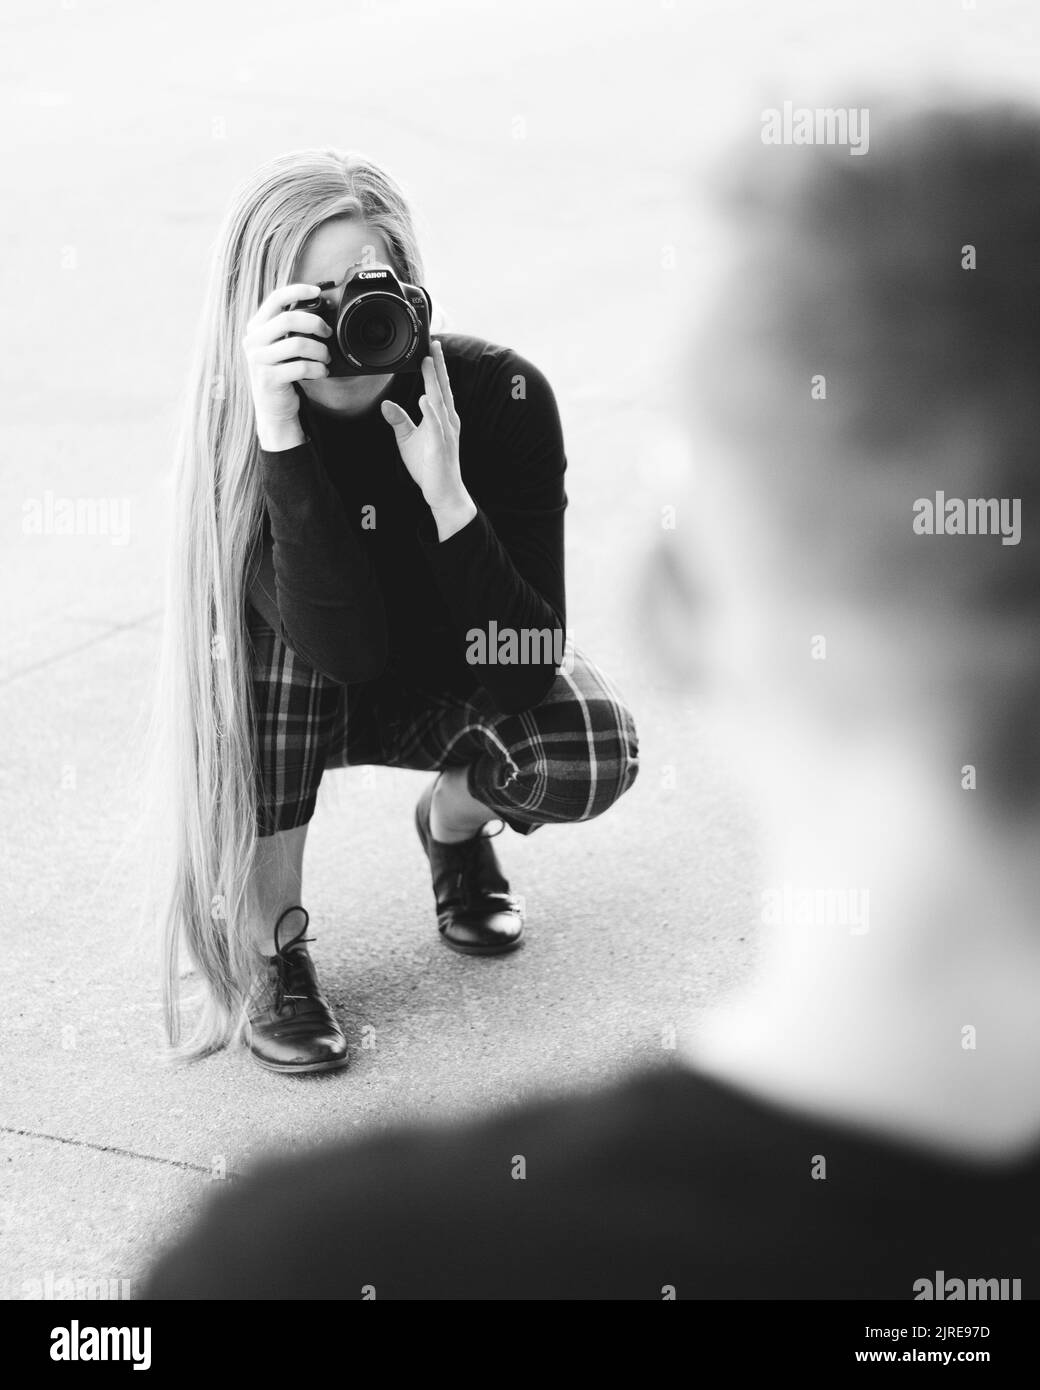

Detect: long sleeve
[250, 440, 387, 684]
[417, 354, 567, 714]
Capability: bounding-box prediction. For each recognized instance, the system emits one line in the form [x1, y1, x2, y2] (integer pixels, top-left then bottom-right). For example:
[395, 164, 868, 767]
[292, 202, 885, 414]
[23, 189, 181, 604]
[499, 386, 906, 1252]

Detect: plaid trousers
[247, 605, 640, 838]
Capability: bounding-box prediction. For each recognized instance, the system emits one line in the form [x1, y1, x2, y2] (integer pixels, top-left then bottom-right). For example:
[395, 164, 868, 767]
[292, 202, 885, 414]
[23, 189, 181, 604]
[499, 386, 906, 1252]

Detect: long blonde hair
[144, 149, 424, 1059]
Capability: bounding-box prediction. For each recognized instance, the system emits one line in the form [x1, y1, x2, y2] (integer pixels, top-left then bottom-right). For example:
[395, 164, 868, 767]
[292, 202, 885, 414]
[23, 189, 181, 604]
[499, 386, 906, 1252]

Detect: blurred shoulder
[141, 1066, 701, 1299]
[250, 1064, 691, 1203]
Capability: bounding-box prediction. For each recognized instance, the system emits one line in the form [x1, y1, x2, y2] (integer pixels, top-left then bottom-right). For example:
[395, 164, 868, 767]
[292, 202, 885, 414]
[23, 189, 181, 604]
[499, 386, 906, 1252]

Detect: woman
[150, 148, 639, 1074]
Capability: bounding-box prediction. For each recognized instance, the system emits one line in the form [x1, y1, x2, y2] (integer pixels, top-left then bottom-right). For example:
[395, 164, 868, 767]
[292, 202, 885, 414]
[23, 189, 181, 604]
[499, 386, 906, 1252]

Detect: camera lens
[339, 293, 418, 369]
[359, 315, 395, 350]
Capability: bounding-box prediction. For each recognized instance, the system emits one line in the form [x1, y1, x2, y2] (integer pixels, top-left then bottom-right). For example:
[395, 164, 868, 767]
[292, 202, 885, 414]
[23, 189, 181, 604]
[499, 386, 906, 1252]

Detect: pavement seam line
[0, 1124, 236, 1179]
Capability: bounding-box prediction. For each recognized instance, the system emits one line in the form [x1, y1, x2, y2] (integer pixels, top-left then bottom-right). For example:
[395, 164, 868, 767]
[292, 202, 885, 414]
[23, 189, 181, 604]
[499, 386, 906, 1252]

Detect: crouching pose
[150, 148, 639, 1074]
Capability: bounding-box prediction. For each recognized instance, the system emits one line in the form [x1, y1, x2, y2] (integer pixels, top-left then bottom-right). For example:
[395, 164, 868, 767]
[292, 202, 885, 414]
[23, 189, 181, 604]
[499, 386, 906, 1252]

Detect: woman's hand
[242, 284, 333, 451]
[381, 340, 477, 540]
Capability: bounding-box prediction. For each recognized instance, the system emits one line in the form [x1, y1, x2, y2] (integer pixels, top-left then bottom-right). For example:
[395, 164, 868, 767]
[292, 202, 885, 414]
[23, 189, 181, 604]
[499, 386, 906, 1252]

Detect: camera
[289, 262, 432, 376]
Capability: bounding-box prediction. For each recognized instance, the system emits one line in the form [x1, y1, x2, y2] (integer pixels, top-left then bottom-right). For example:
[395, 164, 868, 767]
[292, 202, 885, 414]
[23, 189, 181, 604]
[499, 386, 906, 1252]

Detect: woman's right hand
[242, 284, 333, 451]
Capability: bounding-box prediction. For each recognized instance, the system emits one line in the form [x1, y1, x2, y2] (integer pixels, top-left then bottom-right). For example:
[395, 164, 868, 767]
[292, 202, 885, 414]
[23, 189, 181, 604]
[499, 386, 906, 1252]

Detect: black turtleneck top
[247, 332, 567, 715]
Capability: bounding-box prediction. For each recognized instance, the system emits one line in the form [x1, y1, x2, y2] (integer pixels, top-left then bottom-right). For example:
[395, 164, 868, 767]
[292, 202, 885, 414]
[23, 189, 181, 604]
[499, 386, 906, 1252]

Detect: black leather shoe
[415, 777, 525, 955]
[246, 906, 349, 1074]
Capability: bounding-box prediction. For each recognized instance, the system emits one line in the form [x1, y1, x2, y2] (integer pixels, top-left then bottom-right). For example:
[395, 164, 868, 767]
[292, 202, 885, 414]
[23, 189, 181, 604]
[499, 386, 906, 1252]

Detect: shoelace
[270, 905, 317, 1011]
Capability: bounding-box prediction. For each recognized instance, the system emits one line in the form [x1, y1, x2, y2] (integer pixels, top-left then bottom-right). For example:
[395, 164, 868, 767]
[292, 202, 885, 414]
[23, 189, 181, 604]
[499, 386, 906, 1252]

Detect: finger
[431, 339, 460, 430]
[251, 284, 325, 326]
[418, 391, 446, 443]
[421, 355, 451, 434]
[381, 399, 418, 441]
[256, 336, 331, 366]
[269, 359, 329, 382]
[257, 309, 333, 344]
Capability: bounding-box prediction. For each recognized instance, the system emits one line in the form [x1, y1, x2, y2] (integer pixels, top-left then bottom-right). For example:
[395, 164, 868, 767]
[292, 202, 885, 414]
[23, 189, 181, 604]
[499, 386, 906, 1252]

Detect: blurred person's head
[666, 97, 1040, 814]
[648, 96, 1040, 1154]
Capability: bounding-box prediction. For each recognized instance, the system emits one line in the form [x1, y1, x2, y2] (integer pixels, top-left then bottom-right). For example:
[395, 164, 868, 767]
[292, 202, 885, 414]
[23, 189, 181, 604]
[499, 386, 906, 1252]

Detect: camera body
[290, 262, 432, 376]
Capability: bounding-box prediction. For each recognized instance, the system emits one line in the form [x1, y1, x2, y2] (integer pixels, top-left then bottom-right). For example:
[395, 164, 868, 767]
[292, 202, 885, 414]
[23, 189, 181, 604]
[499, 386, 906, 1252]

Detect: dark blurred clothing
[143, 1063, 1040, 1300]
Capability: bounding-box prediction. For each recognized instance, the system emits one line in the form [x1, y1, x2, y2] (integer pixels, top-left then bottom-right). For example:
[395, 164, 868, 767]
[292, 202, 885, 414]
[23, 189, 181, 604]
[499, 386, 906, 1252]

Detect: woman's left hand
[381, 340, 477, 539]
